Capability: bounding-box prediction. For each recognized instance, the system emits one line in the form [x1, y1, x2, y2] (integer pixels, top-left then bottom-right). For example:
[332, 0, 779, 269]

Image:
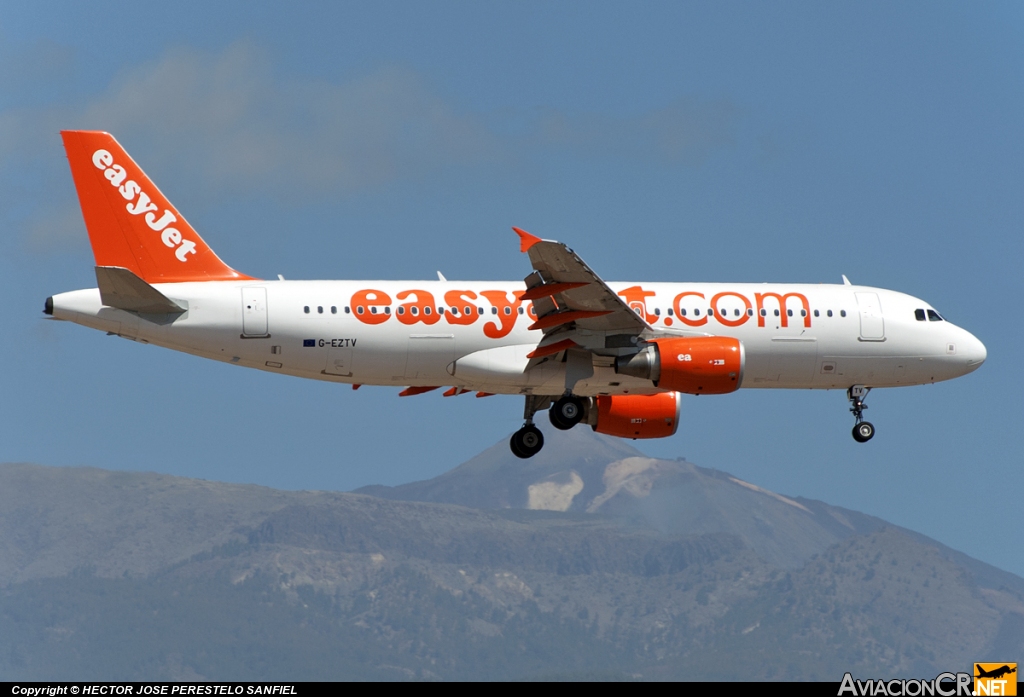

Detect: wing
[514, 227, 651, 366]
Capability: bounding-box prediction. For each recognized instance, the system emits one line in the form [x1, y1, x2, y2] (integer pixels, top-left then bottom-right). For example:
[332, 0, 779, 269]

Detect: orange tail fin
[61, 131, 254, 283]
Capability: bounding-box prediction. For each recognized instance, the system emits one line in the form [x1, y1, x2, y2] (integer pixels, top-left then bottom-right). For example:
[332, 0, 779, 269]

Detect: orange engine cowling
[592, 392, 680, 440]
[615, 336, 744, 395]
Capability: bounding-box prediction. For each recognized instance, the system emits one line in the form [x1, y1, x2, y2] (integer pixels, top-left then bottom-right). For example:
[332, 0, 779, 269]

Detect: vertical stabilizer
[61, 130, 253, 283]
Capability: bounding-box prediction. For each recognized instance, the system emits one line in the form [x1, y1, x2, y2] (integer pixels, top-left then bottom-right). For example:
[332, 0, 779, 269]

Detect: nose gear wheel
[853, 421, 875, 443]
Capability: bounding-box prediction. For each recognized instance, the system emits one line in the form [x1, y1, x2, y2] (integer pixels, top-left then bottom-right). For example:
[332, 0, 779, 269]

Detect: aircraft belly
[811, 356, 903, 387]
[404, 334, 456, 382]
[353, 338, 406, 382]
[735, 335, 779, 386]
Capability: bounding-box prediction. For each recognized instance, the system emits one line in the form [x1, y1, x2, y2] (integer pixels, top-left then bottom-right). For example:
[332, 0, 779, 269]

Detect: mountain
[1, 427, 1022, 680]
[357, 427, 903, 570]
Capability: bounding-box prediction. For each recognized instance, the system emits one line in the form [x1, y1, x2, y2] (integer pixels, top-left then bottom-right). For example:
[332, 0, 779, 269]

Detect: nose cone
[962, 331, 987, 373]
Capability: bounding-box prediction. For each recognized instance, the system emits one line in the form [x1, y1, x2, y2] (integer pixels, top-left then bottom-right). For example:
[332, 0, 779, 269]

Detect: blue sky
[1, 2, 1021, 576]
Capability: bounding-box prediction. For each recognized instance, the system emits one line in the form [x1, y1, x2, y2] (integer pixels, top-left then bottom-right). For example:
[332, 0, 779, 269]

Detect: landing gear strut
[510, 395, 551, 459]
[848, 385, 875, 443]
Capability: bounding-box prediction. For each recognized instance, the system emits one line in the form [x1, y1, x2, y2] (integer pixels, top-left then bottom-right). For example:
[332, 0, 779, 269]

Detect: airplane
[976, 665, 1017, 680]
[45, 131, 987, 458]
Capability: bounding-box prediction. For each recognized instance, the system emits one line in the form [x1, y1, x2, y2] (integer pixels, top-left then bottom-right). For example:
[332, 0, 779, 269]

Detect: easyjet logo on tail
[91, 149, 197, 263]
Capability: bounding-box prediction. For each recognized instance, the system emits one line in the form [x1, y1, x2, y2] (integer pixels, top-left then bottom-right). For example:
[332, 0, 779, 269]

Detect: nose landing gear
[848, 385, 875, 443]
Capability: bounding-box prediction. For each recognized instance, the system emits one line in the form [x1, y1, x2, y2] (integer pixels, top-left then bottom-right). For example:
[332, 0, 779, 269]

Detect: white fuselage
[50, 279, 987, 396]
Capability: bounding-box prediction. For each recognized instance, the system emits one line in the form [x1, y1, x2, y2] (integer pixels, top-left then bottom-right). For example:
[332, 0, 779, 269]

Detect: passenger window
[304, 306, 310, 314]
[357, 306, 364, 314]
[385, 307, 391, 314]
[331, 306, 337, 314]
[800, 309, 806, 317]
[654, 308, 661, 316]
[813, 310, 819, 317]
[318, 306, 323, 314]
[840, 310, 847, 317]
[370, 307, 377, 314]
[774, 309, 780, 317]
[464, 306, 472, 315]
[425, 306, 432, 315]
[734, 309, 740, 317]
[694, 309, 701, 316]
[760, 309, 766, 317]
[451, 306, 458, 315]
[827, 310, 833, 317]
[680, 309, 687, 316]
[747, 309, 754, 316]
[518, 307, 524, 315]
[927, 310, 944, 322]
[786, 309, 792, 317]
[398, 307, 405, 315]
[504, 307, 512, 315]
[410, 306, 418, 316]
[345, 306, 351, 314]
[491, 307, 498, 315]
[667, 309, 674, 317]
[478, 307, 484, 315]
[915, 309, 926, 321]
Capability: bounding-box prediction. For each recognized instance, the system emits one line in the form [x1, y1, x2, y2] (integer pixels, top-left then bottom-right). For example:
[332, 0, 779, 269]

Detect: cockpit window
[927, 309, 944, 322]
[915, 309, 926, 321]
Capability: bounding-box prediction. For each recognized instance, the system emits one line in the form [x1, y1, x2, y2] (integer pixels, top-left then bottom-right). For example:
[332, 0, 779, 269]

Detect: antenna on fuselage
[842, 275, 852, 286]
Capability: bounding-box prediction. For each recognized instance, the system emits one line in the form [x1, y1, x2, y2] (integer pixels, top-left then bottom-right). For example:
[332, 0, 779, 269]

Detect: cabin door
[855, 292, 885, 341]
[241, 287, 269, 337]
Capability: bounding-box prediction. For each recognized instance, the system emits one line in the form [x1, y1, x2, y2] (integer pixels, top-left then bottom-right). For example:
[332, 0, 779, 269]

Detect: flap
[514, 228, 650, 337]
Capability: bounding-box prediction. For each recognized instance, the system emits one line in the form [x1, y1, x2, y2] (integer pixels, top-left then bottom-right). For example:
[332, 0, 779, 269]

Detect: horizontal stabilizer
[95, 266, 186, 315]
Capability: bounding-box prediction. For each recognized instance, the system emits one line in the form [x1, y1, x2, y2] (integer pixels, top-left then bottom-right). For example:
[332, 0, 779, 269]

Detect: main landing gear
[510, 394, 589, 458]
[510, 424, 544, 459]
[549, 395, 585, 431]
[510, 394, 592, 457]
[510, 395, 552, 459]
[848, 385, 875, 443]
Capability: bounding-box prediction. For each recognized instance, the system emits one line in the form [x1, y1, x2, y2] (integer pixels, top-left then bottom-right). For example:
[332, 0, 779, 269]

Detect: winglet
[513, 227, 542, 253]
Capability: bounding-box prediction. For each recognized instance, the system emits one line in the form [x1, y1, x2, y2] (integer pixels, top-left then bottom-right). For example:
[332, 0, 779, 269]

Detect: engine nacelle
[592, 392, 680, 440]
[615, 336, 744, 395]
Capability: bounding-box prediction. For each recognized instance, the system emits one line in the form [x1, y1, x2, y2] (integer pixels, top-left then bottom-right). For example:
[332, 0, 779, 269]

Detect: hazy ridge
[1, 428, 1021, 680]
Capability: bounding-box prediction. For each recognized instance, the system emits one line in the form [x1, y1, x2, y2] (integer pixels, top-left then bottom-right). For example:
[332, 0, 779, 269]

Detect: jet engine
[614, 336, 744, 394]
[592, 392, 680, 439]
